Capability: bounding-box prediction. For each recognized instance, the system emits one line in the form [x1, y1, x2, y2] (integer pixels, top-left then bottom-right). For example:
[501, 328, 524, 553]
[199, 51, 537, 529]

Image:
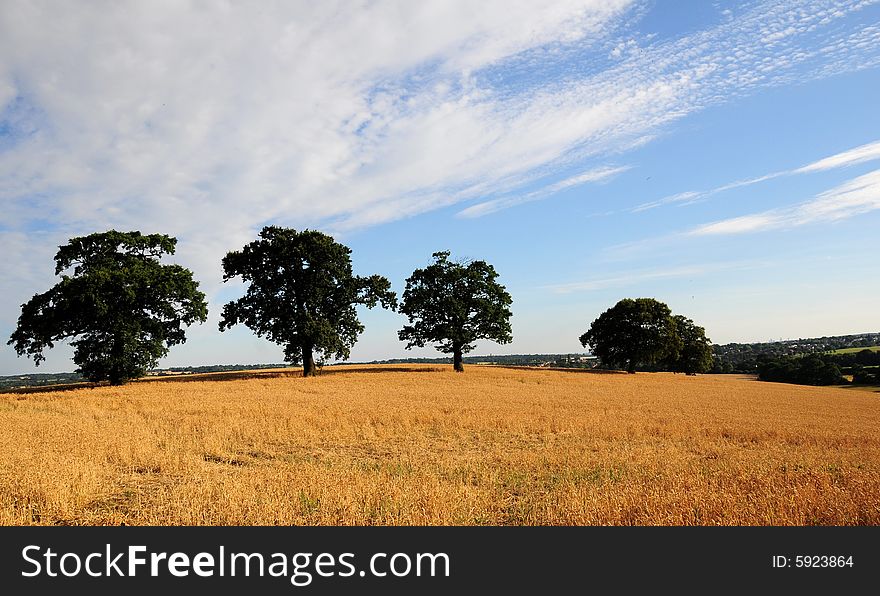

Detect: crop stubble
[0, 365, 877, 525]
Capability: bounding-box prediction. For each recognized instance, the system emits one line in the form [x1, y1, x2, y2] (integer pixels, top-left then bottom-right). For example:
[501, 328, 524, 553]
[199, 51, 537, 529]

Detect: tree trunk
[302, 345, 317, 377]
[627, 359, 636, 374]
[453, 346, 464, 373]
[109, 331, 125, 385]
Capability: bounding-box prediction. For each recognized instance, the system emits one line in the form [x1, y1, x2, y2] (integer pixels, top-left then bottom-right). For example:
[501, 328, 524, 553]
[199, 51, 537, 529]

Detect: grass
[1, 365, 878, 526]
[829, 346, 880, 354]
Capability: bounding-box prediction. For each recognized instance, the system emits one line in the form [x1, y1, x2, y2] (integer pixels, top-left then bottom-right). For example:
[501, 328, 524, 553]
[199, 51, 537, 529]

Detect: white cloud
[690, 169, 880, 235]
[457, 165, 629, 218]
[2, 0, 876, 241]
[633, 138, 880, 212]
[631, 190, 707, 213]
[545, 260, 768, 293]
[794, 139, 880, 173]
[610, 39, 639, 59]
[0, 0, 636, 318]
[688, 213, 785, 236]
[1, 0, 879, 372]
[792, 169, 880, 222]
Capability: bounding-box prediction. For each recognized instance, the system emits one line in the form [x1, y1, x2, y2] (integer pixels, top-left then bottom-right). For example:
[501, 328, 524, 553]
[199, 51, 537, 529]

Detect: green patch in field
[297, 490, 321, 516]
[829, 346, 880, 354]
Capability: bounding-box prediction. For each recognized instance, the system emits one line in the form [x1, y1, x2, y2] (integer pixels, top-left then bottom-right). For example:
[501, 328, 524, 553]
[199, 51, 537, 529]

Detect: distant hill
[711, 332, 880, 373]
[0, 371, 86, 391]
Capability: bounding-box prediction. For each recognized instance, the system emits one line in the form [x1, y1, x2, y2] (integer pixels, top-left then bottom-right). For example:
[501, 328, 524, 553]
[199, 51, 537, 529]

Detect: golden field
[0, 364, 878, 525]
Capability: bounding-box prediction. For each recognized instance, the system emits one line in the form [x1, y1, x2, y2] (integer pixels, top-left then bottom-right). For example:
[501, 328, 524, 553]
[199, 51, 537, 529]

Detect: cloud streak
[633, 139, 880, 212]
[690, 169, 880, 235]
[456, 165, 630, 218]
[794, 140, 880, 173]
[545, 260, 769, 294]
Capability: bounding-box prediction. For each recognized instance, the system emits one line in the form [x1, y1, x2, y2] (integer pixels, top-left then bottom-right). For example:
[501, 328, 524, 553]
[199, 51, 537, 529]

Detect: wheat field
[0, 365, 878, 525]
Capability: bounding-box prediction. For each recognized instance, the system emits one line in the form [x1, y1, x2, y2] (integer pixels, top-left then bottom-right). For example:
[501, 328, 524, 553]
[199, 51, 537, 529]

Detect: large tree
[398, 251, 513, 372]
[219, 226, 396, 376]
[8, 231, 208, 385]
[579, 298, 680, 374]
[667, 315, 713, 375]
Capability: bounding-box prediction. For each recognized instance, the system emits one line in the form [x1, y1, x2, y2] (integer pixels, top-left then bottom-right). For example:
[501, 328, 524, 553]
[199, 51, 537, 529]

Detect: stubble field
[1, 365, 878, 525]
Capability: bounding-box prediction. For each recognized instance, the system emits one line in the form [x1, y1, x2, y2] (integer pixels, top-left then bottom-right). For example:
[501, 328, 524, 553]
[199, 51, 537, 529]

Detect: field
[830, 345, 880, 354]
[1, 365, 878, 525]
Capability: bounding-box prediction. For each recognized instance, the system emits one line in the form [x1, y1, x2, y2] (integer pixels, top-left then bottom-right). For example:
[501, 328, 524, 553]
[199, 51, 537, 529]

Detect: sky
[1, 0, 879, 374]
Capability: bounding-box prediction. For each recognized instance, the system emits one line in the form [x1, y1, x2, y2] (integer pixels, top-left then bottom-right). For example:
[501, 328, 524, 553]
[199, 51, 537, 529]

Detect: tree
[398, 251, 513, 372]
[757, 354, 846, 386]
[796, 354, 845, 386]
[8, 231, 208, 385]
[219, 226, 396, 376]
[855, 348, 879, 366]
[668, 315, 713, 375]
[853, 367, 878, 385]
[579, 298, 680, 373]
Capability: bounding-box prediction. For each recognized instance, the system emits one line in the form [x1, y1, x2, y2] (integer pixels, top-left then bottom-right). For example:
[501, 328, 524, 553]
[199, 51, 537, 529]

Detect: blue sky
[1, 0, 879, 374]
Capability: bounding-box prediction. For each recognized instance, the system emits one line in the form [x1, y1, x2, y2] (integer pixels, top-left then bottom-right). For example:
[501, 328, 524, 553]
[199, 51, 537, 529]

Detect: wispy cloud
[793, 140, 880, 173]
[0, 0, 878, 319]
[545, 260, 769, 294]
[690, 169, 880, 235]
[2, 1, 877, 238]
[688, 213, 786, 236]
[457, 165, 629, 218]
[632, 172, 788, 212]
[633, 139, 880, 212]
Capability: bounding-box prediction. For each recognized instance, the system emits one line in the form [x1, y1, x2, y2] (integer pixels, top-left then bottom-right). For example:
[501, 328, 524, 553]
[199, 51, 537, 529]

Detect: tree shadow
[141, 365, 443, 384]
[141, 369, 300, 384]
[318, 365, 443, 376]
[0, 365, 446, 395]
[491, 365, 629, 375]
[0, 382, 100, 396]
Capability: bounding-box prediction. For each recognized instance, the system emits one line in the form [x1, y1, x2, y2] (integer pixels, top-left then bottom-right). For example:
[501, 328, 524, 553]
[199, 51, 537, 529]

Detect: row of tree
[8, 228, 713, 385]
[757, 354, 846, 386]
[756, 351, 880, 386]
[825, 348, 880, 368]
[9, 228, 513, 384]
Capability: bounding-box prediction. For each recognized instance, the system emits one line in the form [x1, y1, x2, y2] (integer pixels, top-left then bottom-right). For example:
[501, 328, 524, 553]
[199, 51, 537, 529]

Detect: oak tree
[579, 298, 680, 373]
[8, 231, 208, 385]
[398, 251, 513, 372]
[667, 315, 713, 375]
[219, 226, 396, 376]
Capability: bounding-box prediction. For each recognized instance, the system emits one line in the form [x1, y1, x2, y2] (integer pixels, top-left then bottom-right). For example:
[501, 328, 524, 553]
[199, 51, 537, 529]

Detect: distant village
[711, 332, 880, 373]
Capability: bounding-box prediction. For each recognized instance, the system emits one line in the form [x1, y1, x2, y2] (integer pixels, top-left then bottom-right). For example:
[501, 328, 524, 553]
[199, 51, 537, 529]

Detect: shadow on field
[492, 365, 629, 375]
[0, 365, 447, 396]
[0, 382, 100, 396]
[1, 364, 640, 396]
[145, 364, 643, 384]
[318, 366, 444, 376]
[148, 366, 443, 385]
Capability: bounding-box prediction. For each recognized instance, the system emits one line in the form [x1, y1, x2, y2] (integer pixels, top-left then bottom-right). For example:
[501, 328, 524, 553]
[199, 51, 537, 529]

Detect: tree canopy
[398, 251, 513, 372]
[218, 226, 396, 376]
[758, 354, 845, 386]
[667, 315, 713, 375]
[579, 298, 680, 373]
[8, 230, 208, 385]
